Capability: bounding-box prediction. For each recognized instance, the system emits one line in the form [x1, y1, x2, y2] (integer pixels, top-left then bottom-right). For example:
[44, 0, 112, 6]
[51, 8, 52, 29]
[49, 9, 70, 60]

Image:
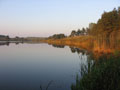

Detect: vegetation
[69, 7, 120, 36]
[45, 35, 93, 51]
[0, 35, 26, 42]
[25, 37, 47, 42]
[52, 44, 65, 48]
[49, 34, 66, 39]
[70, 28, 88, 37]
[1, 7, 120, 53]
[0, 35, 10, 41]
[89, 7, 120, 36]
[43, 7, 120, 53]
[71, 56, 120, 90]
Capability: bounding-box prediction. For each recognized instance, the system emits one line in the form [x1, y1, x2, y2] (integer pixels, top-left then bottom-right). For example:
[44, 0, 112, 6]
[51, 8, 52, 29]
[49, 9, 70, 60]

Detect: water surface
[0, 43, 90, 90]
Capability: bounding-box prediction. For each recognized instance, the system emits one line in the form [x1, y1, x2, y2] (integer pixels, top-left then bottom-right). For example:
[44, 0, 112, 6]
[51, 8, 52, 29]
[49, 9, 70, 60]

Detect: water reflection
[70, 47, 87, 54]
[52, 44, 65, 48]
[0, 43, 88, 90]
[70, 46, 120, 90]
[0, 42, 9, 46]
[69, 47, 94, 77]
[0, 42, 25, 46]
[1, 43, 116, 90]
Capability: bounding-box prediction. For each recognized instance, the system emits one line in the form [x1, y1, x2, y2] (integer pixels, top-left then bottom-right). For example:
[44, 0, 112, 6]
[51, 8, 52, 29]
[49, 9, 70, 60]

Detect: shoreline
[42, 35, 120, 54]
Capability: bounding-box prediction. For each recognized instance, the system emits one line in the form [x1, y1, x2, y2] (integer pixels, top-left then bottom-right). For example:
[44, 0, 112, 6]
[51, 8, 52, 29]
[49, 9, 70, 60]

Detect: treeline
[48, 34, 66, 39]
[10, 36, 25, 41]
[49, 7, 120, 39]
[48, 29, 89, 39]
[0, 35, 10, 41]
[70, 7, 120, 37]
[48, 7, 120, 39]
[25, 37, 47, 42]
[70, 28, 89, 37]
[0, 35, 25, 41]
[89, 7, 120, 36]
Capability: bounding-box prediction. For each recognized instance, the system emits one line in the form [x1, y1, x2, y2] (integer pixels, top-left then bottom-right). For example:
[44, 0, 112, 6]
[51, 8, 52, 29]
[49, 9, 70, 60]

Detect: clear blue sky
[0, 0, 119, 37]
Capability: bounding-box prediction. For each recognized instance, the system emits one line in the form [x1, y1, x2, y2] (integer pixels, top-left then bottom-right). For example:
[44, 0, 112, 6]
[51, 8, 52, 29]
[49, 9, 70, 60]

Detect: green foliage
[70, 28, 87, 37]
[114, 50, 120, 56]
[90, 7, 120, 36]
[70, 7, 120, 36]
[49, 34, 66, 39]
[70, 30, 77, 37]
[118, 7, 120, 29]
[71, 57, 120, 90]
[0, 35, 10, 41]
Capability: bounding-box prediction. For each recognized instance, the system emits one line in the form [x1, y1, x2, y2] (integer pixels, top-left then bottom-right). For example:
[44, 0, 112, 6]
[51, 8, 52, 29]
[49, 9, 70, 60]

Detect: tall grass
[71, 56, 120, 90]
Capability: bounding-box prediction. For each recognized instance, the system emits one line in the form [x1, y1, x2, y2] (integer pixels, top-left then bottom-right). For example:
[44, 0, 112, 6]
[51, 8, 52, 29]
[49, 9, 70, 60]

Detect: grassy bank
[42, 34, 120, 53]
[43, 36, 94, 50]
[42, 7, 120, 53]
[71, 56, 120, 90]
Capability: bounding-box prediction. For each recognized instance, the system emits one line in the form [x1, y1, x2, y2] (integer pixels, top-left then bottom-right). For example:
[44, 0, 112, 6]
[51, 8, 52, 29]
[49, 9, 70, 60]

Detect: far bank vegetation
[45, 7, 120, 53]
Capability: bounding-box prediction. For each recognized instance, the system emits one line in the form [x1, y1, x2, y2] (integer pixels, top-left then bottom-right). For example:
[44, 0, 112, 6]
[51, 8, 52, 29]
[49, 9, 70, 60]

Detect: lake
[0, 42, 92, 90]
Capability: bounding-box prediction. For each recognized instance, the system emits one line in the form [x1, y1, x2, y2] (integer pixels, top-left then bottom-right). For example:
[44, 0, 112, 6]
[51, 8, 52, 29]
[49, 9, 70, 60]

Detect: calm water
[0, 43, 91, 90]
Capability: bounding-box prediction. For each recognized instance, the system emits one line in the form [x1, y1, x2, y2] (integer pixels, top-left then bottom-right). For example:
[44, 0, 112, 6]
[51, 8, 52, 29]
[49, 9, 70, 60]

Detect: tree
[101, 8, 118, 31]
[89, 7, 120, 36]
[6, 35, 10, 40]
[70, 30, 77, 37]
[50, 34, 66, 39]
[89, 23, 96, 30]
[86, 28, 90, 35]
[81, 28, 86, 35]
[76, 29, 81, 36]
[118, 7, 120, 29]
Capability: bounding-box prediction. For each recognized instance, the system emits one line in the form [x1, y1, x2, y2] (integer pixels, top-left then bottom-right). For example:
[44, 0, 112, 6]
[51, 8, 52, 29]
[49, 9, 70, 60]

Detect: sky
[0, 0, 119, 37]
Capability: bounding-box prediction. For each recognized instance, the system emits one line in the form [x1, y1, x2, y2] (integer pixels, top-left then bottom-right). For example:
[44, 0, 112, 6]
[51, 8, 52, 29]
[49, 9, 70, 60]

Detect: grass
[43, 36, 94, 51]
[71, 56, 120, 90]
[44, 35, 120, 53]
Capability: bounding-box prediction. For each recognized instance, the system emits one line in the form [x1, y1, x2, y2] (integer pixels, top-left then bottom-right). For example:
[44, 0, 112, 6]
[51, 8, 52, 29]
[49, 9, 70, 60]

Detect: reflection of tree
[70, 47, 94, 90]
[0, 42, 10, 46]
[0, 42, 24, 46]
[52, 44, 65, 48]
[70, 47, 76, 53]
[70, 47, 94, 77]
[80, 54, 94, 77]
[69, 47, 86, 55]
[15, 42, 19, 45]
[78, 51, 94, 78]
[6, 42, 10, 46]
